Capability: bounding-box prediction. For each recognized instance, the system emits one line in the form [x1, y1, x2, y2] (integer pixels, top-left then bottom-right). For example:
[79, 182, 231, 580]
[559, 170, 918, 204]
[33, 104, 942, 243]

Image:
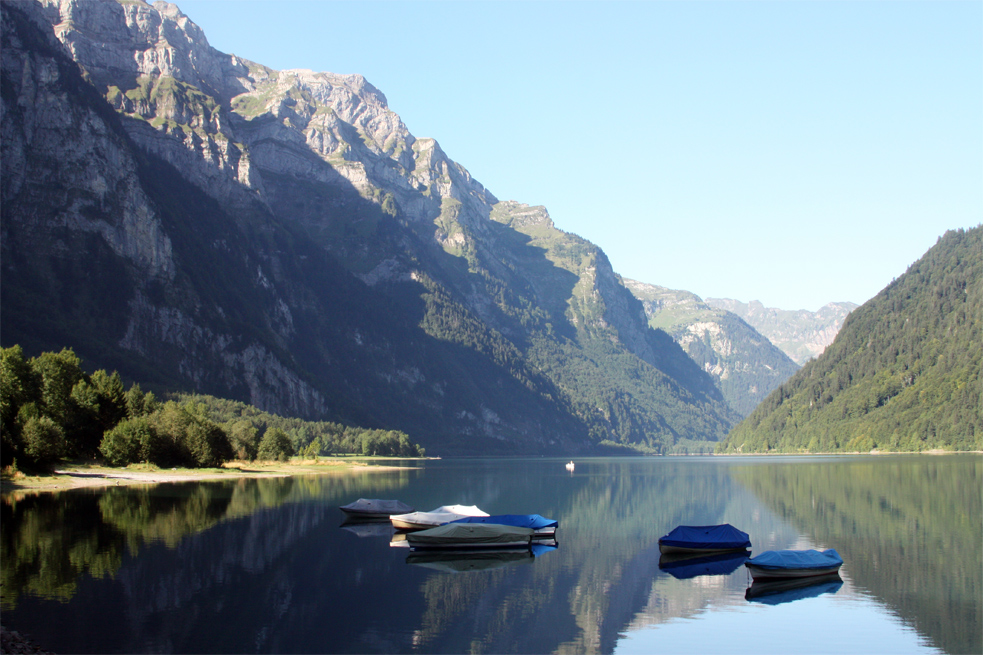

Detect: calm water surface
[2, 455, 980, 654]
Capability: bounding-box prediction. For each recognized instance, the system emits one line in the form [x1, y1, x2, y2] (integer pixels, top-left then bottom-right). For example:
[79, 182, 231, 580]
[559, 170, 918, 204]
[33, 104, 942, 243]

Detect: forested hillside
[718, 227, 982, 453]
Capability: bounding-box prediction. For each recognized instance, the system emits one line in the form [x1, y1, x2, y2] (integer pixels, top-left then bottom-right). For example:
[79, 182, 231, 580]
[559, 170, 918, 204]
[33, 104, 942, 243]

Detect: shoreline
[0, 457, 425, 496]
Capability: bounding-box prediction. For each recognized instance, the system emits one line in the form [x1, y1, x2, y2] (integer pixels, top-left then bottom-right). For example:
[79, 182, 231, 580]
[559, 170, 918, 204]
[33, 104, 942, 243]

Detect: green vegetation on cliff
[718, 227, 982, 453]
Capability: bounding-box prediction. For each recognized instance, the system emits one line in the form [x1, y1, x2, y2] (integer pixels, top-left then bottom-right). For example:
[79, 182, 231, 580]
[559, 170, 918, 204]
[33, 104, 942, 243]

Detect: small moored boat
[406, 523, 535, 550]
[390, 505, 489, 530]
[744, 549, 843, 581]
[450, 514, 558, 538]
[340, 498, 414, 518]
[657, 524, 751, 555]
[565, 461, 575, 471]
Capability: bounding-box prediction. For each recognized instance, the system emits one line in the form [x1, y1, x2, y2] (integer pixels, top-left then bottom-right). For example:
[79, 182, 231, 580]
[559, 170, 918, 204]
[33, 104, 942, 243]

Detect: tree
[257, 427, 294, 462]
[30, 348, 84, 429]
[1, 345, 40, 462]
[227, 420, 259, 460]
[21, 416, 66, 466]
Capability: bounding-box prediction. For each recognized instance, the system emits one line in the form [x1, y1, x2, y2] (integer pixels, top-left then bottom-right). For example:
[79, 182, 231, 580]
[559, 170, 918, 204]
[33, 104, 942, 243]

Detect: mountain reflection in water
[1, 456, 978, 654]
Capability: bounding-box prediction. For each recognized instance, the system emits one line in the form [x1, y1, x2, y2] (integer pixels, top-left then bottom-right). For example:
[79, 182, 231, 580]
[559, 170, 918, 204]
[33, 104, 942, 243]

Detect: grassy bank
[0, 456, 424, 495]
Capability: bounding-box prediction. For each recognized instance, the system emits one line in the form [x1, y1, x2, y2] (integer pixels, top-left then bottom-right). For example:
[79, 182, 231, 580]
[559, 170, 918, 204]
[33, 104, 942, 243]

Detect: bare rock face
[705, 298, 858, 366]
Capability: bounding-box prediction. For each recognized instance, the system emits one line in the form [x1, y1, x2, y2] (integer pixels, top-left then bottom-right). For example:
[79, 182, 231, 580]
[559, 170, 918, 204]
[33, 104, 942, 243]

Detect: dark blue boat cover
[451, 514, 558, 530]
[658, 524, 751, 550]
[746, 549, 843, 571]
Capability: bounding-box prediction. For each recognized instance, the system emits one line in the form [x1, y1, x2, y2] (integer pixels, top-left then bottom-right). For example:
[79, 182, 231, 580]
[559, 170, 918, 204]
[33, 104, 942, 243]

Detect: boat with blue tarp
[744, 548, 843, 580]
[657, 524, 751, 554]
[450, 514, 558, 538]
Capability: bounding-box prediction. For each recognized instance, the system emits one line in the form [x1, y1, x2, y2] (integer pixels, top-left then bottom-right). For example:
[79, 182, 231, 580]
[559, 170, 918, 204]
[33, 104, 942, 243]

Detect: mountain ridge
[624, 280, 800, 417]
[705, 297, 858, 365]
[1, 0, 736, 455]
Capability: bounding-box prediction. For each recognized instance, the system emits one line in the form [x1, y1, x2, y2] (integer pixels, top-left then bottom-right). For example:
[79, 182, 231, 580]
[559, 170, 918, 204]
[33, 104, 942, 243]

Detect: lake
[2, 455, 980, 654]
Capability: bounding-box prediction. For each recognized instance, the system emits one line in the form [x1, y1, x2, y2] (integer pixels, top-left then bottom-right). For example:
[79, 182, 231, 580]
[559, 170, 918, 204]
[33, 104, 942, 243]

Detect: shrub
[257, 427, 294, 462]
[21, 416, 66, 466]
[100, 416, 161, 466]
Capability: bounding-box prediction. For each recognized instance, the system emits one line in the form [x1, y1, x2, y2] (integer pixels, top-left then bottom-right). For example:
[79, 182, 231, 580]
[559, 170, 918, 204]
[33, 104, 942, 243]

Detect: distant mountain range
[705, 298, 858, 366]
[2, 0, 746, 455]
[623, 281, 799, 417]
[718, 227, 982, 453]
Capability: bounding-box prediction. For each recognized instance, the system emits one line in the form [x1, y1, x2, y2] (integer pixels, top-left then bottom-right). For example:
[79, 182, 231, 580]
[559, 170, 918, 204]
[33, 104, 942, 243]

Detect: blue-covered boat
[657, 524, 751, 554]
[744, 549, 843, 581]
[451, 514, 558, 538]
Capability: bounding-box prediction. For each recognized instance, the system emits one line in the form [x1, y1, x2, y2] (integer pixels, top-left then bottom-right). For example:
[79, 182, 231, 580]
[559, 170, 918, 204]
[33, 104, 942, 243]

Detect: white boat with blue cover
[657, 524, 751, 554]
[744, 549, 844, 581]
[450, 514, 558, 538]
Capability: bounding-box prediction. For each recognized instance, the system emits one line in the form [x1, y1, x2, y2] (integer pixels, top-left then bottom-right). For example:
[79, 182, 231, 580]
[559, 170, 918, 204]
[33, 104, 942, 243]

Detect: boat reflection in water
[406, 543, 559, 573]
[658, 549, 750, 580]
[339, 518, 395, 539]
[745, 572, 844, 605]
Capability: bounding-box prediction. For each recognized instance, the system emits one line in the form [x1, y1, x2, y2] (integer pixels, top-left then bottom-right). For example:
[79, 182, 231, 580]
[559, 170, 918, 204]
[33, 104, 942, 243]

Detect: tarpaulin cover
[390, 505, 489, 527]
[658, 550, 749, 579]
[658, 524, 751, 550]
[339, 499, 414, 516]
[406, 523, 534, 548]
[451, 514, 558, 531]
[746, 549, 843, 571]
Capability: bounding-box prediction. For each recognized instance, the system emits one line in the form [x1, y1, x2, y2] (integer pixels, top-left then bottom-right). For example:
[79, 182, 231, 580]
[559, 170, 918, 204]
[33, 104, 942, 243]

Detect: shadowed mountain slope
[1, 0, 736, 454]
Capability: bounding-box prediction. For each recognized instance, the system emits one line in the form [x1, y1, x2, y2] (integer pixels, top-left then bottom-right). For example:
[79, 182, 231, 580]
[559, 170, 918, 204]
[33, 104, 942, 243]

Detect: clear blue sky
[174, 0, 981, 311]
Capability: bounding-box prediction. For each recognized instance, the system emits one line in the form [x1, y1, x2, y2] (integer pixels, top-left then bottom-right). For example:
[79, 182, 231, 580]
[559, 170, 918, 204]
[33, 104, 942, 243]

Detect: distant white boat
[565, 461, 575, 472]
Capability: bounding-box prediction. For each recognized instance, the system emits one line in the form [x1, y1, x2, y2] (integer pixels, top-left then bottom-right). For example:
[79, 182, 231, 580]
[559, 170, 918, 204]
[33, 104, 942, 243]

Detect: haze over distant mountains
[623, 281, 800, 417]
[705, 298, 858, 366]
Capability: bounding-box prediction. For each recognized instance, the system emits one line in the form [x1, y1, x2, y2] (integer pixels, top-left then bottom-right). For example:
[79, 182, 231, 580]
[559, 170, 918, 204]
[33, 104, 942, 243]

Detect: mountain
[623, 280, 799, 417]
[0, 0, 737, 455]
[717, 227, 982, 454]
[705, 298, 858, 365]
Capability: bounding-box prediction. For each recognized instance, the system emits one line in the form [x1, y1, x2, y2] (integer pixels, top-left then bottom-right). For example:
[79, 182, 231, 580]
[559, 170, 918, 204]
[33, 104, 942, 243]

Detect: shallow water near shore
[2, 455, 979, 654]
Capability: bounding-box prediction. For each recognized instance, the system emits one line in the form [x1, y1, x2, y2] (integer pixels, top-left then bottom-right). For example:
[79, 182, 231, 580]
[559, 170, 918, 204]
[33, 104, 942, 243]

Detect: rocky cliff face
[624, 280, 799, 417]
[705, 298, 858, 365]
[1, 0, 735, 453]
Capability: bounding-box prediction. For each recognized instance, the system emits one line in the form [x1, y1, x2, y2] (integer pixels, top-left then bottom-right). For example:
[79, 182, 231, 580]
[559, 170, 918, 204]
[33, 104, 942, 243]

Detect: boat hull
[406, 523, 535, 550]
[658, 544, 748, 555]
[745, 563, 842, 581]
[744, 548, 844, 581]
